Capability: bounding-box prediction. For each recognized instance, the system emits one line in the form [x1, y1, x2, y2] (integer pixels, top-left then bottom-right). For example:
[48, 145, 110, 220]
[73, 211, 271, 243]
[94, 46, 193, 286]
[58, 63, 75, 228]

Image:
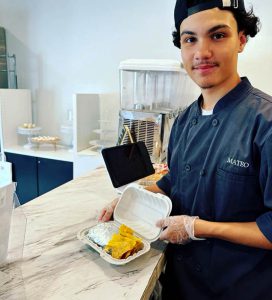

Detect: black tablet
[101, 142, 155, 188]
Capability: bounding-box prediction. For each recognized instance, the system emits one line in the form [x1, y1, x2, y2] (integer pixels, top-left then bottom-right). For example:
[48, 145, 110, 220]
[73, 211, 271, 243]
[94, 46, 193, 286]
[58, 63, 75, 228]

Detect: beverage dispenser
[118, 59, 198, 162]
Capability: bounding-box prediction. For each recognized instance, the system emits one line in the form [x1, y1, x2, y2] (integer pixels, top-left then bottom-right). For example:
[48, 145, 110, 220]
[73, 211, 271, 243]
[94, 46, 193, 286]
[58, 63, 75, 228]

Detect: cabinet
[5, 152, 73, 204]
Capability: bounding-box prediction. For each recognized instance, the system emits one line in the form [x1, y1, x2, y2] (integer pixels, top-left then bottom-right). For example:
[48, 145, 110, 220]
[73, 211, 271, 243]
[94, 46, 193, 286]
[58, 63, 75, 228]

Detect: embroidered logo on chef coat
[227, 157, 250, 168]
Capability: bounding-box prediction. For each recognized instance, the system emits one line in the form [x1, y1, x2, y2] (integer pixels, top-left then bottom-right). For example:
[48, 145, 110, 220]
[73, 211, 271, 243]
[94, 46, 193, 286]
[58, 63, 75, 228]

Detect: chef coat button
[185, 164, 191, 172]
[200, 169, 205, 176]
[191, 118, 198, 126]
[212, 119, 219, 127]
[195, 264, 202, 272]
[177, 255, 183, 262]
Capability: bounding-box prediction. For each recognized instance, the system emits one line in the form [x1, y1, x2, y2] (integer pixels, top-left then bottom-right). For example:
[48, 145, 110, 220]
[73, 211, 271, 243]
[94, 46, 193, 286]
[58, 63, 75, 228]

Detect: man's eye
[212, 33, 225, 40]
[183, 37, 196, 43]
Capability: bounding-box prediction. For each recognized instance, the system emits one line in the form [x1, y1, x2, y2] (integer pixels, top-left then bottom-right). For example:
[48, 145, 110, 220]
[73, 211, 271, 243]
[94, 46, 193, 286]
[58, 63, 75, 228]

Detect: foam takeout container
[77, 183, 172, 265]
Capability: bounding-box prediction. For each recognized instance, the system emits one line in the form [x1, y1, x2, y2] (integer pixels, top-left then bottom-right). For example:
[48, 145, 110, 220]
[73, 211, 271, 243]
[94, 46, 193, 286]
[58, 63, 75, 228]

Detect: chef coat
[157, 77, 272, 299]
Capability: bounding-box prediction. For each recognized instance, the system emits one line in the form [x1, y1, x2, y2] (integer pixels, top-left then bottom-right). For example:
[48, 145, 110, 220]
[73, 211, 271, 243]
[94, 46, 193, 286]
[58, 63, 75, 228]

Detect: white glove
[98, 198, 119, 222]
[156, 215, 204, 244]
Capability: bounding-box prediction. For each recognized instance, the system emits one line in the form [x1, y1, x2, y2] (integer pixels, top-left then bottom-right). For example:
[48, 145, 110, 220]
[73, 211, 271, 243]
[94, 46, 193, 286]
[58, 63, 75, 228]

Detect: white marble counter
[0, 168, 166, 300]
[76, 147, 101, 156]
[4, 145, 74, 162]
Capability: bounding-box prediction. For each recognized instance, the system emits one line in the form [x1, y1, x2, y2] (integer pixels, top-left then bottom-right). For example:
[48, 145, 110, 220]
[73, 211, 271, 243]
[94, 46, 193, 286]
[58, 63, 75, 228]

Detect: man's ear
[238, 32, 247, 53]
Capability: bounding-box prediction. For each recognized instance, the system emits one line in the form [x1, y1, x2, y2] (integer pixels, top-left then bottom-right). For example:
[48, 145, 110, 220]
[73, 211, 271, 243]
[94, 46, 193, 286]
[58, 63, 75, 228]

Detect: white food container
[77, 183, 172, 265]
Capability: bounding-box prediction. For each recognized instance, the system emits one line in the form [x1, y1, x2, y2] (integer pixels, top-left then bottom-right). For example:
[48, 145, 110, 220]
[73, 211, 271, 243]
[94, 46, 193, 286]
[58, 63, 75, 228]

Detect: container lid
[113, 184, 172, 242]
[119, 59, 184, 72]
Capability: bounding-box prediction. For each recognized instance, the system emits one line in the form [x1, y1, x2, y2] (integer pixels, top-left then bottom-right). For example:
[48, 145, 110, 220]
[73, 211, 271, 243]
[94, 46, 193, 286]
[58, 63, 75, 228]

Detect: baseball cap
[175, 0, 246, 30]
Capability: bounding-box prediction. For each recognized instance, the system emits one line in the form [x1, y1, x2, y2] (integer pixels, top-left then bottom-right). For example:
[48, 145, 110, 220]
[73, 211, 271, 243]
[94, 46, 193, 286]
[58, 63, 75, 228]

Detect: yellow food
[104, 224, 143, 259]
[22, 123, 36, 129]
[139, 163, 169, 186]
[119, 224, 133, 236]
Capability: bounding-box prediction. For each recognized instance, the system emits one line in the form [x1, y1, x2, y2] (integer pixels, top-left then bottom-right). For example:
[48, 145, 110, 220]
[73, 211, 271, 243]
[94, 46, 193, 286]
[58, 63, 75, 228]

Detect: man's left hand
[156, 215, 199, 244]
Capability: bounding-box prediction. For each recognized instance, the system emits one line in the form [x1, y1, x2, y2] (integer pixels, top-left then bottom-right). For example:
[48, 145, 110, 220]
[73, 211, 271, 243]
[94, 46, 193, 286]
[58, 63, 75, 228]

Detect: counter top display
[0, 168, 167, 300]
[4, 145, 74, 162]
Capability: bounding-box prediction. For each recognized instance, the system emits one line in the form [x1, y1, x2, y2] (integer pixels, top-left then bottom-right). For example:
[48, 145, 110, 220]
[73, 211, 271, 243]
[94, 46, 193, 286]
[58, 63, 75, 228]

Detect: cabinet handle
[38, 160, 40, 164]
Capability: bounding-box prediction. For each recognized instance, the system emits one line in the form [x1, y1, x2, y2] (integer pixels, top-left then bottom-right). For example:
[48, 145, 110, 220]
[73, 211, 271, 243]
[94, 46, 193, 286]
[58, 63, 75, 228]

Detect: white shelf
[73, 92, 119, 153]
[0, 89, 32, 148]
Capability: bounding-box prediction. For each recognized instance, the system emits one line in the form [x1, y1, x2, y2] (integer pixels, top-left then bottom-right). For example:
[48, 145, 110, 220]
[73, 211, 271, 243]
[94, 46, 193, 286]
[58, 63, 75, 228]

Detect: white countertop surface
[4, 145, 74, 162]
[77, 147, 101, 156]
[0, 168, 166, 300]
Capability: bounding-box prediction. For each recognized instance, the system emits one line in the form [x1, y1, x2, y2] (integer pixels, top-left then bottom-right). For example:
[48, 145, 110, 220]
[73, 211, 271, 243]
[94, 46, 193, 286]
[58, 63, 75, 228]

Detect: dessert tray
[17, 126, 42, 135]
[17, 125, 42, 148]
[31, 136, 60, 150]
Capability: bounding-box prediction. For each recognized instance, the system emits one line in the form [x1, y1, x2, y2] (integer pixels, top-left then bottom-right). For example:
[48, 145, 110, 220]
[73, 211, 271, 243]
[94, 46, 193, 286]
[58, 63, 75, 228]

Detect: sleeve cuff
[156, 173, 171, 196]
[256, 212, 272, 242]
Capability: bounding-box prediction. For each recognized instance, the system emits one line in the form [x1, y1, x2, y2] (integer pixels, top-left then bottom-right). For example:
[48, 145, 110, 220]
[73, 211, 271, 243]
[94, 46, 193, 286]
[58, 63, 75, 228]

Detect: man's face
[179, 8, 246, 90]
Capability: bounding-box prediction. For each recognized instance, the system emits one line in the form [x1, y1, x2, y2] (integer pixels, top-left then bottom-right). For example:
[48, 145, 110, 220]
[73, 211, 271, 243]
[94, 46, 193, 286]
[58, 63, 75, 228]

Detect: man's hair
[172, 7, 261, 48]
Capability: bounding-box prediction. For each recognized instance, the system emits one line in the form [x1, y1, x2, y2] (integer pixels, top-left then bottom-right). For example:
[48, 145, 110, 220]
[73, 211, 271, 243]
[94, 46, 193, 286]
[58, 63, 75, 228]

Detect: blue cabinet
[37, 157, 73, 195]
[5, 153, 73, 205]
[5, 153, 38, 204]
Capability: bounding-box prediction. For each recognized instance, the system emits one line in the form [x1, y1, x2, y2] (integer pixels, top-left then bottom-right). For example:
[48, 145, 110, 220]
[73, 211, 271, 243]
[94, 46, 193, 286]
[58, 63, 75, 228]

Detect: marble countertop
[0, 168, 167, 300]
[76, 147, 101, 156]
[4, 145, 74, 162]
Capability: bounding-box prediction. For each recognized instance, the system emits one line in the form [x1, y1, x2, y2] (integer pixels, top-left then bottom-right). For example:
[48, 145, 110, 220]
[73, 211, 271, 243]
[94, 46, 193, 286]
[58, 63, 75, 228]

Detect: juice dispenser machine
[118, 59, 197, 163]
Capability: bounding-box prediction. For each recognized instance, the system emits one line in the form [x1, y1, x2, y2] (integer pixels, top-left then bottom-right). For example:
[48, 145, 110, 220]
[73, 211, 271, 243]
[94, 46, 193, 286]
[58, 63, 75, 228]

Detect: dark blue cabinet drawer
[38, 157, 73, 195]
[5, 152, 38, 204]
[5, 152, 73, 204]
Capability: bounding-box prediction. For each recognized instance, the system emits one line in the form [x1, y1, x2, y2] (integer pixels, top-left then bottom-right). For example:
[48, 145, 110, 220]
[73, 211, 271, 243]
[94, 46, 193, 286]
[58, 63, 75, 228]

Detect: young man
[99, 0, 272, 299]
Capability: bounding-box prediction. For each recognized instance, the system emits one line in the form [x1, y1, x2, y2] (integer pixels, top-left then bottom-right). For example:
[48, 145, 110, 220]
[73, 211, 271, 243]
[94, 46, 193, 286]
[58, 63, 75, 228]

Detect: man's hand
[156, 215, 200, 244]
[98, 198, 119, 222]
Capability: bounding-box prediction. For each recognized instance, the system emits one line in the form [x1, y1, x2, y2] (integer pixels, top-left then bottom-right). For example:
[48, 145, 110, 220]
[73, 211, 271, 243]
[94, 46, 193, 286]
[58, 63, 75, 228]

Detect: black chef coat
[157, 77, 272, 299]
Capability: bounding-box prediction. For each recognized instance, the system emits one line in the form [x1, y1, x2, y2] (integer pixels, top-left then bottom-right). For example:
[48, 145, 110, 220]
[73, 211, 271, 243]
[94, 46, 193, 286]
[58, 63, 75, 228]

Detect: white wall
[238, 0, 272, 90]
[0, 0, 178, 136]
[0, 0, 271, 136]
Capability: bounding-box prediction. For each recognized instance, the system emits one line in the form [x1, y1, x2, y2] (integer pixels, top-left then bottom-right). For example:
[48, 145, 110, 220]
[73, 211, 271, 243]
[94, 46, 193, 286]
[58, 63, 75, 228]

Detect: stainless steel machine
[118, 59, 198, 163]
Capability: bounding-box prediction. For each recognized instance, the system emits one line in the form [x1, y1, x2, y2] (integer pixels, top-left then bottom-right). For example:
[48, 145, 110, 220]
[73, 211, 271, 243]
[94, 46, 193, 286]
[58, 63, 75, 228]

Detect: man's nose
[194, 40, 212, 60]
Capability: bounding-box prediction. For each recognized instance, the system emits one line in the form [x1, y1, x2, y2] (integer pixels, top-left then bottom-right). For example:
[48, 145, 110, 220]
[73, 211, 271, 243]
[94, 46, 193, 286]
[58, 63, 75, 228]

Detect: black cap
[175, 0, 246, 30]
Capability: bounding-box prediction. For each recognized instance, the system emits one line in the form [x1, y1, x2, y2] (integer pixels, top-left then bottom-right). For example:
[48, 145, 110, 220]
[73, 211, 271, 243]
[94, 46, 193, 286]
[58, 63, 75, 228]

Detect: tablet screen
[101, 142, 155, 188]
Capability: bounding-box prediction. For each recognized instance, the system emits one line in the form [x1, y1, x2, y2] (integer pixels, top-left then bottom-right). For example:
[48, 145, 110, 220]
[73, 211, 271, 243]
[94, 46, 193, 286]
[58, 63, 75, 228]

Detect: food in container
[104, 224, 144, 259]
[139, 163, 169, 186]
[87, 222, 118, 247]
[77, 184, 172, 265]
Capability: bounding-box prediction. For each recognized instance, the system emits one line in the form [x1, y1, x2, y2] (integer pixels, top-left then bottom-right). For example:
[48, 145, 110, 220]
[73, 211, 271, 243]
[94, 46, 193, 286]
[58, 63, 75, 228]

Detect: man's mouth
[192, 62, 219, 70]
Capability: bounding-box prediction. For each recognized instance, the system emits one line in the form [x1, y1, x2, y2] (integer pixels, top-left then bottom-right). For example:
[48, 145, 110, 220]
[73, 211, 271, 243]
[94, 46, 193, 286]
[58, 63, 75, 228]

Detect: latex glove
[156, 215, 202, 244]
[98, 198, 119, 222]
